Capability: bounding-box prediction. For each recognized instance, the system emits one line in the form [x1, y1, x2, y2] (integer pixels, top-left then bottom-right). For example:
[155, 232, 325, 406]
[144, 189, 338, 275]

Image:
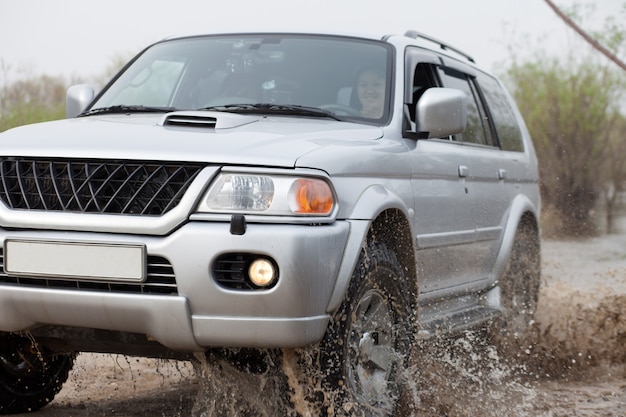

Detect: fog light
[248, 258, 276, 287]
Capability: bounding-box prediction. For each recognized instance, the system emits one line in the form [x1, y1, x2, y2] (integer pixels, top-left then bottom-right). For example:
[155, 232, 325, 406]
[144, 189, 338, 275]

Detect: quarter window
[476, 73, 525, 152]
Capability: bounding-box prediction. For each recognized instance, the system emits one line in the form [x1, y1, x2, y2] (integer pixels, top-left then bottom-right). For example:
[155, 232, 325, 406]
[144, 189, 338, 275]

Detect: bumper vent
[214, 253, 251, 290]
[0, 251, 178, 295]
[0, 158, 204, 215]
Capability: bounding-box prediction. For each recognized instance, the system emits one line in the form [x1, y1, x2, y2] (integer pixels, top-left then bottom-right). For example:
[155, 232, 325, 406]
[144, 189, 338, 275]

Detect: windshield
[90, 34, 393, 122]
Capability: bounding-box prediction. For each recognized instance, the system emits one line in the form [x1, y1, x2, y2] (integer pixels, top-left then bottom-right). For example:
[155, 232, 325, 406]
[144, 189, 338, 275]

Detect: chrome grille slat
[0, 158, 204, 215]
[0, 252, 178, 295]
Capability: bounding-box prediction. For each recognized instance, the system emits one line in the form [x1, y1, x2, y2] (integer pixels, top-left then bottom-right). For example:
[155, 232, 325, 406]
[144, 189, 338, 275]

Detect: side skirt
[416, 286, 501, 340]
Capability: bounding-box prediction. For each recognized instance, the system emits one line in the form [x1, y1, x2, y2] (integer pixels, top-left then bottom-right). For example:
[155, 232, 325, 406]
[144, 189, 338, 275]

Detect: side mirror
[66, 85, 95, 118]
[416, 88, 467, 138]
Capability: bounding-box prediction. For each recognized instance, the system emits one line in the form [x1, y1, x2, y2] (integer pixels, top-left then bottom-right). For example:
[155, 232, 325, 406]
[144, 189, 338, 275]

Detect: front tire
[0, 334, 74, 415]
[320, 241, 415, 416]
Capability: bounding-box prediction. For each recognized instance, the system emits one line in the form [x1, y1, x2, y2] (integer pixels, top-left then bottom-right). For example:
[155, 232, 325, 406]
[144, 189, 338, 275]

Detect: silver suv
[0, 31, 540, 415]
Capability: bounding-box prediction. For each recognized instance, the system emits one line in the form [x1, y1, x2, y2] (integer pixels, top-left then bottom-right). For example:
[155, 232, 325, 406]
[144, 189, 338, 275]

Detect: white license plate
[4, 239, 145, 282]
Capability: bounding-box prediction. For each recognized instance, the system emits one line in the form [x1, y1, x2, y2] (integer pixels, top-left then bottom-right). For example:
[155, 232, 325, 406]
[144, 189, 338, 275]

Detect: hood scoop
[160, 111, 259, 130]
[163, 114, 217, 128]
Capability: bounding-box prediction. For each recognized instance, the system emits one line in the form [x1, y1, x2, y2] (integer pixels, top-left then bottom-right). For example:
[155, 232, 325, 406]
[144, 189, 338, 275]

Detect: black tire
[493, 221, 541, 345]
[0, 334, 74, 415]
[319, 241, 415, 417]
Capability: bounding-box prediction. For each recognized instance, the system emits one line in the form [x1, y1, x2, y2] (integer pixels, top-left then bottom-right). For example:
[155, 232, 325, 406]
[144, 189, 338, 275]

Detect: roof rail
[404, 30, 475, 63]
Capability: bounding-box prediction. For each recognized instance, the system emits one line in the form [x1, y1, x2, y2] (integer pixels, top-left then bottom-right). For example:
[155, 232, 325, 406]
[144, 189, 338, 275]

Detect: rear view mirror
[416, 88, 467, 138]
[66, 85, 95, 118]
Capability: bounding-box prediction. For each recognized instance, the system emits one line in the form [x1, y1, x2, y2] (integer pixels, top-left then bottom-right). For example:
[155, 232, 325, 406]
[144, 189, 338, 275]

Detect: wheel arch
[493, 195, 541, 283]
[326, 185, 417, 313]
[367, 209, 418, 287]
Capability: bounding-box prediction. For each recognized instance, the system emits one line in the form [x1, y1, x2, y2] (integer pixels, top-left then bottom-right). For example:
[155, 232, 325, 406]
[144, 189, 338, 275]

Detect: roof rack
[404, 30, 475, 63]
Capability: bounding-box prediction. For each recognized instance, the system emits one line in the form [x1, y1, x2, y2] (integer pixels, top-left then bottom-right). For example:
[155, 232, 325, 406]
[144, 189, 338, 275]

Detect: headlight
[206, 175, 275, 211]
[199, 173, 335, 216]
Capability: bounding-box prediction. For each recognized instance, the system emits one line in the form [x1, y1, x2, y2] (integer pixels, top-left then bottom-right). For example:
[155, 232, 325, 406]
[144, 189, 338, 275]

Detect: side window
[404, 62, 439, 134]
[438, 67, 493, 146]
[410, 63, 438, 118]
[476, 73, 525, 152]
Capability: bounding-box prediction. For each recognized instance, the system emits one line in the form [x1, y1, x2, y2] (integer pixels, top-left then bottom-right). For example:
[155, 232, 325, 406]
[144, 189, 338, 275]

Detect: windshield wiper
[79, 105, 177, 117]
[198, 103, 343, 121]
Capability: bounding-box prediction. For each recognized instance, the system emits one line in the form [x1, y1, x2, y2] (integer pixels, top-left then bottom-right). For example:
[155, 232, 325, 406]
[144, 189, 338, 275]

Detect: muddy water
[536, 236, 626, 369]
[409, 236, 626, 416]
[24, 236, 626, 416]
[189, 237, 626, 416]
[190, 352, 289, 417]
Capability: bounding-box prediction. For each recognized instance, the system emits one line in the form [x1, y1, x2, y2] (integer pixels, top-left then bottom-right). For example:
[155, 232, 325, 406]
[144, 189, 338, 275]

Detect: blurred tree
[600, 115, 626, 233]
[544, 0, 626, 71]
[0, 73, 67, 132]
[0, 52, 130, 133]
[504, 2, 626, 237]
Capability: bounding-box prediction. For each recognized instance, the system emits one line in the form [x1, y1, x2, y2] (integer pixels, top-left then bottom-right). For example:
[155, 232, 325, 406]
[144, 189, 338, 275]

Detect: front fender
[326, 185, 413, 313]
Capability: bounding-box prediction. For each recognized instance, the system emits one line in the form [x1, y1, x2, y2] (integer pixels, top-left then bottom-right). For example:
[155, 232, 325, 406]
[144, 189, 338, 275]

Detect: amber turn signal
[289, 179, 334, 215]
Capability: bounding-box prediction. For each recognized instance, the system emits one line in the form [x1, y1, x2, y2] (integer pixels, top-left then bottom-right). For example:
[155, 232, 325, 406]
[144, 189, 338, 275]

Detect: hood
[0, 111, 383, 168]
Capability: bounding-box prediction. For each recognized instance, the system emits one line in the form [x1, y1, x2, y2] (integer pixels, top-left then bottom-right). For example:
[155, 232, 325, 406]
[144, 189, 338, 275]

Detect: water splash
[190, 349, 300, 417]
[406, 330, 545, 417]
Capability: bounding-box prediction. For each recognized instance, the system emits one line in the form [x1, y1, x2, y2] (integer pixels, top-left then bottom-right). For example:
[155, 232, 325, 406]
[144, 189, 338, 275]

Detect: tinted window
[407, 63, 439, 126]
[476, 73, 524, 152]
[438, 68, 491, 145]
[91, 35, 393, 123]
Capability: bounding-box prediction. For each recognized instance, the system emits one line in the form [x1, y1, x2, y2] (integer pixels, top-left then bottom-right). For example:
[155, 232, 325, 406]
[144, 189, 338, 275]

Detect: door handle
[498, 168, 507, 180]
[458, 165, 468, 178]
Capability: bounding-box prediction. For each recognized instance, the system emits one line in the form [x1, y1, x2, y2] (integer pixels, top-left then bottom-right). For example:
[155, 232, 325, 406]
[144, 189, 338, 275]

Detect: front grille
[0, 158, 204, 215]
[0, 250, 178, 295]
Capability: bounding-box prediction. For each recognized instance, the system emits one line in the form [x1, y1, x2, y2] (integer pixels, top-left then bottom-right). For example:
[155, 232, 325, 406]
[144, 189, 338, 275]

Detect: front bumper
[0, 221, 351, 351]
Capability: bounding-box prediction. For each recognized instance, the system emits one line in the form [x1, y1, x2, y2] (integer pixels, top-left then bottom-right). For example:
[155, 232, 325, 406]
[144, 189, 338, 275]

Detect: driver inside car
[355, 66, 386, 118]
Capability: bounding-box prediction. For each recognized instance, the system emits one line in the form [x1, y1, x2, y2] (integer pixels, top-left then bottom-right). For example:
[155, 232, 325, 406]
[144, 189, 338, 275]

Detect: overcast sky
[0, 0, 623, 85]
